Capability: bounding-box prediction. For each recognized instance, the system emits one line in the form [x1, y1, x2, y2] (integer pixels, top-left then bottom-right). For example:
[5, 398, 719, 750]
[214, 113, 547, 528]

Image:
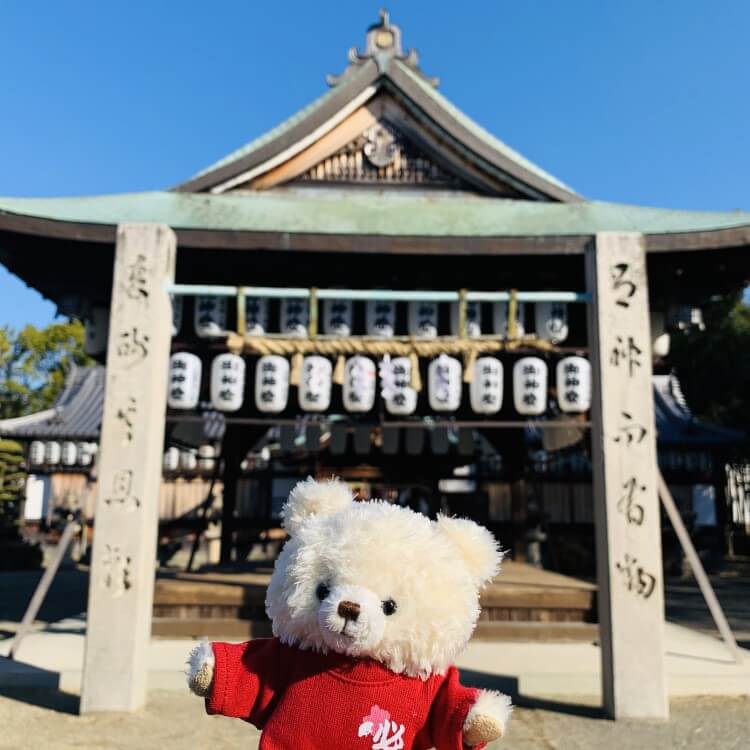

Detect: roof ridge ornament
[326, 9, 439, 87]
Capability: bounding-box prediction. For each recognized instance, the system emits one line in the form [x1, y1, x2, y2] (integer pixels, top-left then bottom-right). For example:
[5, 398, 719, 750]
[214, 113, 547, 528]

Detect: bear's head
[265, 477, 502, 679]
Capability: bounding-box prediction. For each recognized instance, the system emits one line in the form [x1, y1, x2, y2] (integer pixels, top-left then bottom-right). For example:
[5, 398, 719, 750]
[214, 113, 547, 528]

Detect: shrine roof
[176, 12, 579, 201]
[0, 366, 103, 440]
[1, 191, 749, 243]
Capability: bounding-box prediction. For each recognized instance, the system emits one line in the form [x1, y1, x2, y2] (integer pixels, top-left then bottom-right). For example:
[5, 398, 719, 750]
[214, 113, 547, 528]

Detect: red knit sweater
[206, 638, 485, 750]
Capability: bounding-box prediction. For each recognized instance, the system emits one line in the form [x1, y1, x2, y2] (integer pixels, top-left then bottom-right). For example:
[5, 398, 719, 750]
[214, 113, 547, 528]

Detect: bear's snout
[337, 600, 361, 621]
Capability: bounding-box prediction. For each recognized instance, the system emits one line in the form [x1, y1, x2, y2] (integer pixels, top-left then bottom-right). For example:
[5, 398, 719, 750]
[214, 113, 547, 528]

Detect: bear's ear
[282, 477, 354, 535]
[436, 515, 502, 587]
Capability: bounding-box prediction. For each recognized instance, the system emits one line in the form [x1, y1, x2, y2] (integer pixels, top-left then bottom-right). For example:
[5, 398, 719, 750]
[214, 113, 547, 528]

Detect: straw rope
[225, 333, 555, 390]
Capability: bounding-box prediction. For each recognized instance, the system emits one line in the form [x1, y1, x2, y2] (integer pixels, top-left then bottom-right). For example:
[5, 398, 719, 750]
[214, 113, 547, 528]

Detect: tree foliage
[668, 292, 750, 432]
[0, 320, 92, 420]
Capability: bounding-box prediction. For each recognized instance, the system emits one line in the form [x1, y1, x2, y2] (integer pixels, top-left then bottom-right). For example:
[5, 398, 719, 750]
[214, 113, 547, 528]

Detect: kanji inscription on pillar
[81, 224, 176, 713]
[586, 232, 668, 719]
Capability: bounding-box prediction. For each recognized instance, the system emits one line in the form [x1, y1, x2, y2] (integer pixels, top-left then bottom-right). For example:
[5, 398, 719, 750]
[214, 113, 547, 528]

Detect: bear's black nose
[337, 601, 361, 621]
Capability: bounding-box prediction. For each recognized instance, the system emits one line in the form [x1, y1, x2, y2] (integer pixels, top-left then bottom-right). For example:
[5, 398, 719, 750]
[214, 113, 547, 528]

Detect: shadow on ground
[459, 668, 604, 719]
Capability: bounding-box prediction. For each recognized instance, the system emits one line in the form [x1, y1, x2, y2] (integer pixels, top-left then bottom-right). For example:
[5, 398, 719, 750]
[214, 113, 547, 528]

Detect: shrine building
[1, 11, 748, 720]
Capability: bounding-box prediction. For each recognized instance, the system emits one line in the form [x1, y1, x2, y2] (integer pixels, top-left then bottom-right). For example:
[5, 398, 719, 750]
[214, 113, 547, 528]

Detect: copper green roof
[176, 15, 581, 202]
[1, 191, 749, 238]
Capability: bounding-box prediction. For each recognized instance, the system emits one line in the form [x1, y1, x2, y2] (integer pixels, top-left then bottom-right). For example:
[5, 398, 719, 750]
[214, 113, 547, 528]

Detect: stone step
[152, 617, 598, 642]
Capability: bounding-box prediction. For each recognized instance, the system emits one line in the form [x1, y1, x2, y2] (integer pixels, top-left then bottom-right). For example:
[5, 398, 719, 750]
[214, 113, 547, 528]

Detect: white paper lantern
[171, 295, 183, 337]
[343, 356, 376, 413]
[198, 444, 217, 473]
[84, 307, 109, 356]
[281, 298, 309, 337]
[29, 441, 45, 466]
[211, 353, 246, 412]
[194, 296, 228, 338]
[45, 441, 62, 465]
[86, 442, 98, 456]
[163, 447, 180, 472]
[298, 355, 332, 412]
[180, 450, 197, 471]
[167, 352, 202, 410]
[255, 355, 290, 413]
[61, 441, 77, 466]
[77, 442, 93, 467]
[556, 356, 591, 413]
[323, 299, 353, 336]
[493, 302, 525, 338]
[244, 297, 269, 336]
[650, 311, 670, 358]
[450, 301, 482, 338]
[470, 357, 503, 414]
[535, 302, 569, 344]
[366, 300, 396, 337]
[379, 356, 417, 415]
[428, 355, 463, 412]
[408, 301, 438, 339]
[513, 357, 548, 415]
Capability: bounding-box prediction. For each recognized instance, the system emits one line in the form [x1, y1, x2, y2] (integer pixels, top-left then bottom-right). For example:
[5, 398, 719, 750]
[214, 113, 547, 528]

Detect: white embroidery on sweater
[358, 705, 405, 750]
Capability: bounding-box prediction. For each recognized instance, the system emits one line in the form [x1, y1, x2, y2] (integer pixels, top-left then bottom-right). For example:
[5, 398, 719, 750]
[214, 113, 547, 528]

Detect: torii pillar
[586, 232, 668, 719]
[81, 223, 176, 713]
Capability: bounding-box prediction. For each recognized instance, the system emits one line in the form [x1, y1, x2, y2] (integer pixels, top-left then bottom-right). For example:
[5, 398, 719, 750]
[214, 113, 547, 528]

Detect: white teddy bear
[187, 477, 511, 749]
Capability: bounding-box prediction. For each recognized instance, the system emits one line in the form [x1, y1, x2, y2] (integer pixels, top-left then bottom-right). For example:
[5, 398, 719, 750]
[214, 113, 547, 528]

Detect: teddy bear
[187, 477, 512, 749]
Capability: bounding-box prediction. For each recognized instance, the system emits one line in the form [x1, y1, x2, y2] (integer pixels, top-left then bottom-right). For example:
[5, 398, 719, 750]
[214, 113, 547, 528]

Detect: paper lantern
[493, 302, 525, 337]
[470, 357, 503, 414]
[29, 441, 45, 466]
[450, 301, 482, 338]
[245, 297, 269, 336]
[167, 352, 202, 410]
[180, 450, 197, 471]
[84, 307, 109, 356]
[281, 298, 309, 337]
[379, 356, 417, 415]
[77, 442, 93, 467]
[194, 296, 227, 338]
[428, 355, 462, 412]
[171, 295, 183, 337]
[408, 301, 438, 339]
[210, 353, 246, 412]
[255, 355, 290, 413]
[535, 302, 569, 344]
[513, 357, 548, 415]
[650, 311, 670, 358]
[556, 356, 591, 413]
[198, 444, 217, 473]
[366, 300, 396, 337]
[298, 355, 332, 412]
[163, 447, 180, 472]
[61, 441, 77, 466]
[45, 441, 61, 465]
[323, 299, 353, 336]
[343, 356, 376, 413]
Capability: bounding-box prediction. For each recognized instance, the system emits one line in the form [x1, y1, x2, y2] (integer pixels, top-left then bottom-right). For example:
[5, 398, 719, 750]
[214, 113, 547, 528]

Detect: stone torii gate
[80, 223, 668, 719]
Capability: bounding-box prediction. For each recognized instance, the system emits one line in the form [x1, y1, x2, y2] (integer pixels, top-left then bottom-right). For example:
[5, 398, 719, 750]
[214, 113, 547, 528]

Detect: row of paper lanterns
[28, 441, 98, 467]
[183, 296, 571, 343]
[168, 352, 591, 416]
[83, 300, 672, 359]
[163, 445, 217, 473]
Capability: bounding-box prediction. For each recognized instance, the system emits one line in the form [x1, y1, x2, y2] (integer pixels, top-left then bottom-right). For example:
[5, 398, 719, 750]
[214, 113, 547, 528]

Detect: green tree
[0, 439, 25, 526]
[668, 292, 750, 432]
[0, 320, 92, 420]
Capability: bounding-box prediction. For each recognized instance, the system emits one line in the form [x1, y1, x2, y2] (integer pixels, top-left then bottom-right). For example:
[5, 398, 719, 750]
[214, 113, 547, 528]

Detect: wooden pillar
[220, 436, 243, 565]
[81, 224, 176, 713]
[586, 232, 668, 719]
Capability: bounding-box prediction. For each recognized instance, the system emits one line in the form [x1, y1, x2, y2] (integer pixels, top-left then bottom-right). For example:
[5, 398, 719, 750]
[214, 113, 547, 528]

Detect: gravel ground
[0, 690, 747, 750]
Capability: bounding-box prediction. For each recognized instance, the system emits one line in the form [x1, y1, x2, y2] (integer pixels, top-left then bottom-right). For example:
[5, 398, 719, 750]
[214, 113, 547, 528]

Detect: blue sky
[1, 0, 748, 329]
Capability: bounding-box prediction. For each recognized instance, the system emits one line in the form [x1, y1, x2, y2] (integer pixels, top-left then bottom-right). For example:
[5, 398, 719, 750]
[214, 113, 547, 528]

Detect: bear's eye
[382, 599, 397, 616]
[315, 583, 330, 601]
